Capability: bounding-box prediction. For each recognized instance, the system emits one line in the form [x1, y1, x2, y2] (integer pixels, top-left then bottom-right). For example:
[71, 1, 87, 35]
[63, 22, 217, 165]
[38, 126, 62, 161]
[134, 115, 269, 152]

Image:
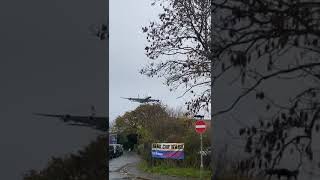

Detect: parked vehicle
[115, 145, 123, 157]
[109, 144, 123, 159]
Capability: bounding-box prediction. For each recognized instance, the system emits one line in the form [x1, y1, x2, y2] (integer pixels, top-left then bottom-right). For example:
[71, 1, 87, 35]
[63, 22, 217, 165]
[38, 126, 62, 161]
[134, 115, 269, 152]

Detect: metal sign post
[201, 134, 203, 168]
[195, 119, 207, 180]
[200, 133, 203, 179]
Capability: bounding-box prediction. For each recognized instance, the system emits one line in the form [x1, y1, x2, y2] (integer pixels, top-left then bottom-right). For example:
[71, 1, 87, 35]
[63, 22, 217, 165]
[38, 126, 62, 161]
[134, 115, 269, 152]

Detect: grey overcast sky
[109, 0, 210, 123]
[0, 0, 106, 179]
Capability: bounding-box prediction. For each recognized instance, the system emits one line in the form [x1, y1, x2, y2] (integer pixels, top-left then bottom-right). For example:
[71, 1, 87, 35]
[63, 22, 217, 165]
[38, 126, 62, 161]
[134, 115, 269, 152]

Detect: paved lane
[109, 152, 140, 179]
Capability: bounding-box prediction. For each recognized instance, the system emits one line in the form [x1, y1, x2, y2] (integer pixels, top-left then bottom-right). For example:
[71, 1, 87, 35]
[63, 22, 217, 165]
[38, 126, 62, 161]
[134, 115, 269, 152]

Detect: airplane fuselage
[122, 96, 160, 103]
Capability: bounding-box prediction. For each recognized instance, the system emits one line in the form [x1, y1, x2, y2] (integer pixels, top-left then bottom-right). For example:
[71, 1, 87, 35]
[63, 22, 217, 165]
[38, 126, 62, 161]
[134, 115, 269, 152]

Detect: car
[116, 145, 123, 156]
[109, 144, 124, 158]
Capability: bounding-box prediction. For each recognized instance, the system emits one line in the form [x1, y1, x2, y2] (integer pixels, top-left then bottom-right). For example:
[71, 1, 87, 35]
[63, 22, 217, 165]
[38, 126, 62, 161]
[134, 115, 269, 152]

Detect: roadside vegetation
[22, 136, 107, 180]
[113, 102, 264, 179]
[112, 103, 211, 177]
[138, 160, 212, 179]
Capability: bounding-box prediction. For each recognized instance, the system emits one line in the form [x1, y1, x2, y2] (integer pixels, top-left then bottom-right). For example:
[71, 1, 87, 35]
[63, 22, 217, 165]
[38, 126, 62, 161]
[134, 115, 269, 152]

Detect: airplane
[33, 106, 107, 132]
[121, 96, 160, 103]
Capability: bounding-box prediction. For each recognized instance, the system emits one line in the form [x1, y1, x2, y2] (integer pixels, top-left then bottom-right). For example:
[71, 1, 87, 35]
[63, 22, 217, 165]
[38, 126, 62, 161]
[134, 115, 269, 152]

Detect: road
[109, 152, 198, 180]
[109, 152, 140, 179]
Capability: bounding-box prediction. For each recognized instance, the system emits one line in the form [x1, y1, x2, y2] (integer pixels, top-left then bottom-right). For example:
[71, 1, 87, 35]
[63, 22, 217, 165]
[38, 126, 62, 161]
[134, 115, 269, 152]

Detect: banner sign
[109, 134, 117, 144]
[151, 143, 184, 160]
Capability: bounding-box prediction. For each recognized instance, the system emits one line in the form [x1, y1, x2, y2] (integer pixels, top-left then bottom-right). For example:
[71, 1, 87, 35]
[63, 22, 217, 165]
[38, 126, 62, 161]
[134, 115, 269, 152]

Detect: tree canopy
[211, 0, 320, 174]
[141, 0, 212, 114]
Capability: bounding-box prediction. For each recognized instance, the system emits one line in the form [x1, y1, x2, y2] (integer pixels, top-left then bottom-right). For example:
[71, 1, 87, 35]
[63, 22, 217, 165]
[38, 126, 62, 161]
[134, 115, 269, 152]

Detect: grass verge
[138, 160, 212, 179]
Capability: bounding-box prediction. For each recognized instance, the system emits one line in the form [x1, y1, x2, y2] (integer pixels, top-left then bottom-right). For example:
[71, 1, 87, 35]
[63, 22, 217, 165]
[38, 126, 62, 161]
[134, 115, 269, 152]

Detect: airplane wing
[34, 113, 107, 131]
[149, 99, 160, 102]
[68, 120, 107, 132]
[54, 115, 106, 125]
[33, 113, 64, 118]
[121, 97, 144, 102]
[68, 123, 89, 126]
[68, 123, 95, 127]
[33, 113, 71, 122]
[65, 116, 107, 132]
[35, 113, 107, 122]
[121, 97, 137, 101]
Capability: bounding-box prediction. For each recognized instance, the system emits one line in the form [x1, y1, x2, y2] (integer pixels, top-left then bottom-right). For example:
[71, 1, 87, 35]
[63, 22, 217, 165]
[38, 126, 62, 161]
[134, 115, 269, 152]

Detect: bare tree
[142, 0, 320, 177]
[141, 0, 212, 114]
[210, 0, 320, 175]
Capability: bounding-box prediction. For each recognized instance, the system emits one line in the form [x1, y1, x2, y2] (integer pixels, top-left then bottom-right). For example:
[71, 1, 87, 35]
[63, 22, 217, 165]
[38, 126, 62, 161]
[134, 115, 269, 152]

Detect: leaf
[260, 120, 264, 127]
[281, 113, 286, 120]
[245, 137, 253, 153]
[267, 122, 271, 128]
[265, 44, 269, 52]
[271, 41, 275, 48]
[306, 146, 313, 160]
[252, 126, 257, 134]
[241, 71, 246, 84]
[289, 107, 295, 115]
[221, 63, 225, 71]
[256, 92, 264, 99]
[267, 56, 273, 71]
[276, 142, 281, 150]
[229, 30, 234, 37]
[259, 160, 262, 168]
[264, 152, 272, 162]
[312, 39, 318, 46]
[239, 128, 245, 135]
[294, 37, 299, 46]
[266, 104, 271, 111]
[142, 27, 148, 33]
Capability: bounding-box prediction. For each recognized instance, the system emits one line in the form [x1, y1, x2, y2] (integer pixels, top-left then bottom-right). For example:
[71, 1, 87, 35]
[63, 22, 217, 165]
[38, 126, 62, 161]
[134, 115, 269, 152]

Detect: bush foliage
[113, 104, 211, 169]
[23, 136, 107, 180]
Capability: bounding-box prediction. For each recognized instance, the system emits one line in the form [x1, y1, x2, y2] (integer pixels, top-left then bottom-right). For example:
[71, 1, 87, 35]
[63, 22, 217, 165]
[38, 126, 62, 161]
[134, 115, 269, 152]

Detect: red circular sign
[195, 120, 206, 134]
